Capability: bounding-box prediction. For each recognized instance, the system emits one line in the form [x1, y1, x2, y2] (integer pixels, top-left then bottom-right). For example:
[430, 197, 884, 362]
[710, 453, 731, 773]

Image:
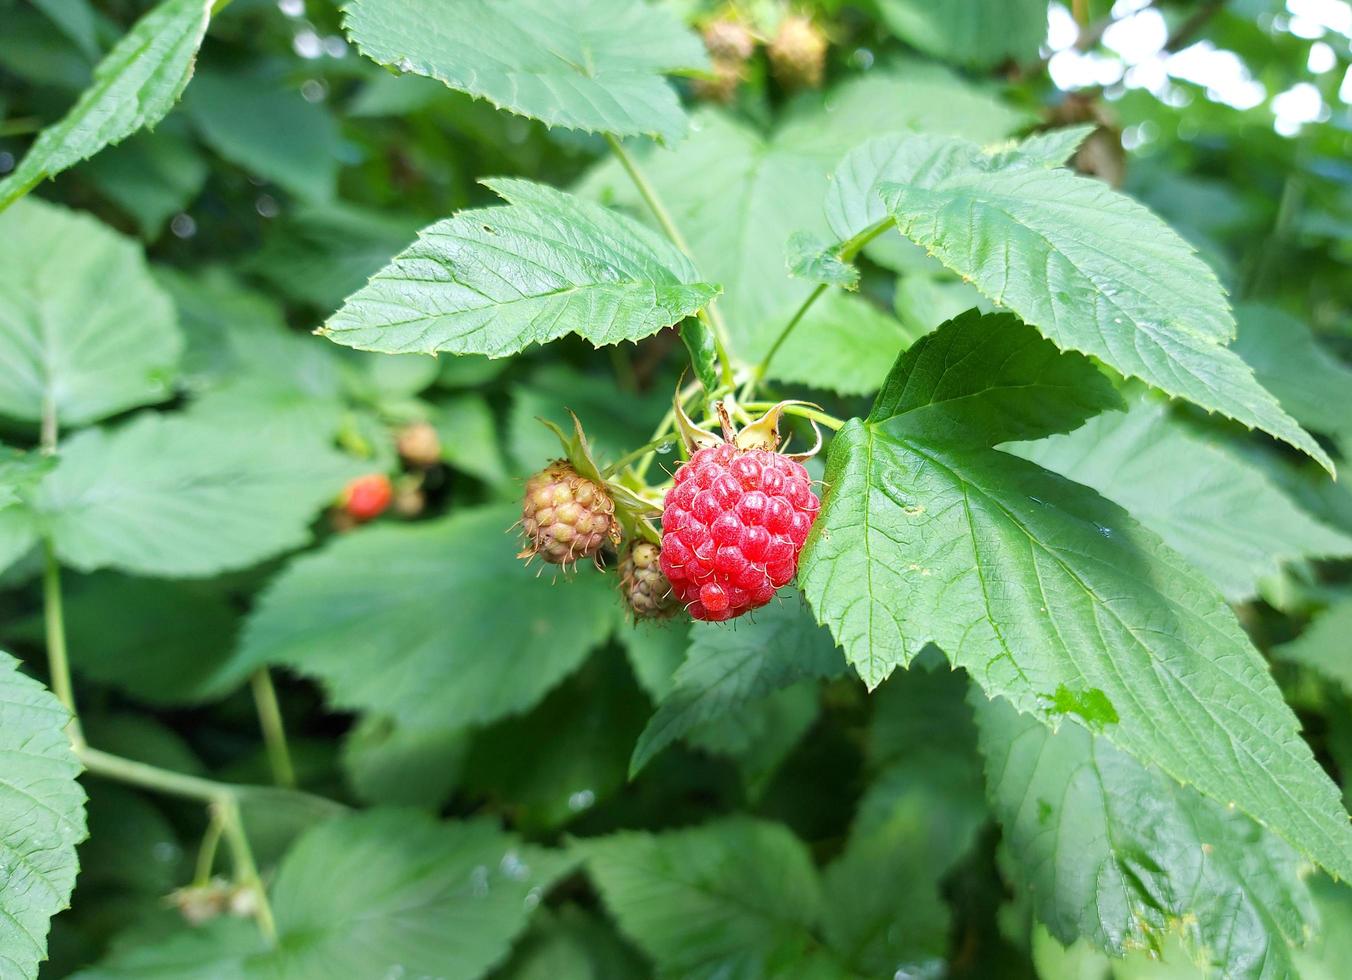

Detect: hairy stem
[604, 133, 737, 389]
[251, 669, 297, 789]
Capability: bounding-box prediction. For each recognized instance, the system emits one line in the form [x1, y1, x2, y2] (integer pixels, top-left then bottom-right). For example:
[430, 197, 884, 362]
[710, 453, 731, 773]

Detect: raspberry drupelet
[660, 442, 820, 621]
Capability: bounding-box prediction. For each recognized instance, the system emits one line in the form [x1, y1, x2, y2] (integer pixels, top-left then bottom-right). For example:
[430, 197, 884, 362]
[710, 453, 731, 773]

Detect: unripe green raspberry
[518, 460, 618, 566]
[769, 14, 827, 89]
[620, 541, 679, 619]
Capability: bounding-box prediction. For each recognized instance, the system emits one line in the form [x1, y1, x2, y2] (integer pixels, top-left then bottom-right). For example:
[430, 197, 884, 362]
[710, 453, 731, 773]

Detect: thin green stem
[751, 283, 826, 393]
[37, 395, 83, 747]
[80, 747, 239, 802]
[603, 134, 690, 254]
[745, 219, 893, 398]
[219, 797, 277, 943]
[250, 669, 296, 789]
[603, 133, 737, 389]
[193, 808, 226, 887]
[42, 543, 83, 748]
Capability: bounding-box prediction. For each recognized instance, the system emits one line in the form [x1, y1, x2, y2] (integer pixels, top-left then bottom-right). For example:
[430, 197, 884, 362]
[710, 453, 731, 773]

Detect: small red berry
[340, 474, 393, 523]
[660, 446, 820, 621]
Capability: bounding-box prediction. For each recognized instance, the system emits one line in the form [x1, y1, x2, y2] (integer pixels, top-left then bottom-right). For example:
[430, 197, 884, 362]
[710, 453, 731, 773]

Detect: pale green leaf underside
[323, 179, 718, 357]
[33, 408, 362, 577]
[0, 199, 182, 427]
[0, 0, 210, 209]
[222, 505, 616, 729]
[72, 810, 571, 979]
[630, 600, 844, 775]
[1010, 398, 1352, 602]
[581, 818, 826, 980]
[977, 696, 1315, 980]
[800, 419, 1352, 880]
[0, 651, 87, 980]
[342, 0, 706, 143]
[876, 0, 1049, 67]
[858, 133, 1329, 471]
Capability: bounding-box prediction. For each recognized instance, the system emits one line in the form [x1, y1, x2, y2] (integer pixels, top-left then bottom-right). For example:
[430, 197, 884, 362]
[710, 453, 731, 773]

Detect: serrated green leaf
[0, 198, 182, 426]
[581, 66, 1028, 357]
[976, 695, 1316, 979]
[630, 599, 844, 775]
[221, 505, 616, 729]
[580, 818, 827, 980]
[854, 132, 1330, 471]
[268, 811, 572, 977]
[1231, 304, 1352, 438]
[876, 0, 1049, 67]
[785, 232, 859, 290]
[1276, 598, 1352, 696]
[323, 179, 718, 357]
[30, 409, 362, 577]
[73, 810, 572, 979]
[765, 291, 913, 396]
[868, 309, 1123, 446]
[1001, 125, 1098, 168]
[1009, 397, 1352, 601]
[0, 0, 210, 208]
[342, 0, 706, 143]
[798, 311, 1352, 882]
[0, 650, 87, 980]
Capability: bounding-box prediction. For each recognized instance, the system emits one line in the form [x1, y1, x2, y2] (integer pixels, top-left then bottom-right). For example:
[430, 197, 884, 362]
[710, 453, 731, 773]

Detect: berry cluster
[660, 444, 820, 621]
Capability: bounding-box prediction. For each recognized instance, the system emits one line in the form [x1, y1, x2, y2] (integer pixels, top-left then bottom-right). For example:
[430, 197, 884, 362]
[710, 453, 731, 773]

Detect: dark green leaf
[0, 650, 87, 980]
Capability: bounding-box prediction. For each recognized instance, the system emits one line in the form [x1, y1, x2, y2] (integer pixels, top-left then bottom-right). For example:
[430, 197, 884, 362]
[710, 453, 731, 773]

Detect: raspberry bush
[2, 1, 1352, 978]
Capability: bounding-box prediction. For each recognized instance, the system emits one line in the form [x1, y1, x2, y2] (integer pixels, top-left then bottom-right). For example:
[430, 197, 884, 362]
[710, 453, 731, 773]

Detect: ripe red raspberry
[340, 474, 393, 523]
[620, 541, 679, 619]
[660, 444, 820, 621]
[518, 461, 619, 566]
